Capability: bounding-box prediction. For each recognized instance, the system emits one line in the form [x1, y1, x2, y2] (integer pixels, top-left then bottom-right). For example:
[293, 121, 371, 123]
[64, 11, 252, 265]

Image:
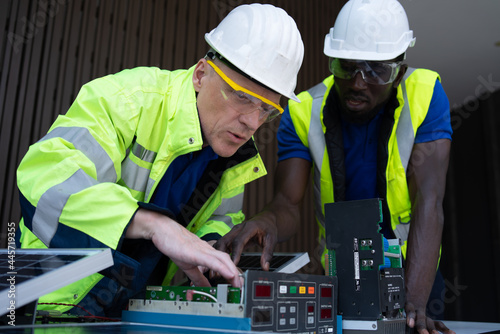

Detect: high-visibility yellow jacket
[288, 68, 440, 266]
[16, 65, 267, 312]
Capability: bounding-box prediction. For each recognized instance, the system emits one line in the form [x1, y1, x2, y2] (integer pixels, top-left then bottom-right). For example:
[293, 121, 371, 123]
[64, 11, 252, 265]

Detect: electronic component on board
[125, 270, 338, 334]
[325, 198, 406, 334]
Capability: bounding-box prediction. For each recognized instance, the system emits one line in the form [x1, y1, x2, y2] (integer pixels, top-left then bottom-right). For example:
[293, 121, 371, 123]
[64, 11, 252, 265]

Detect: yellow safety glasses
[206, 60, 284, 122]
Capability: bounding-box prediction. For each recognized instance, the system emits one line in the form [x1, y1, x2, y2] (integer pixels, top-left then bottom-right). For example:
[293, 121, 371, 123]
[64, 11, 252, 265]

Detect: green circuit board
[325, 249, 337, 277]
[145, 285, 242, 304]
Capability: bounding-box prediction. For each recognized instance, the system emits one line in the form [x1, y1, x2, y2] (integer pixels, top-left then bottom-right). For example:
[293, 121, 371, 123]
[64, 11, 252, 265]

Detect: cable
[187, 290, 217, 302]
[384, 252, 400, 258]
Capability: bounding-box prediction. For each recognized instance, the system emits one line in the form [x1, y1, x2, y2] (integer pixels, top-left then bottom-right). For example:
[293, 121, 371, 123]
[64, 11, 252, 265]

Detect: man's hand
[215, 217, 278, 271]
[127, 208, 242, 288]
[406, 302, 455, 334]
[215, 158, 310, 271]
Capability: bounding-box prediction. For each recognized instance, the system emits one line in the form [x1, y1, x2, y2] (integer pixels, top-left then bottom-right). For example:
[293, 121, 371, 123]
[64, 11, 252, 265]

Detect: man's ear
[393, 64, 408, 88]
[193, 58, 208, 93]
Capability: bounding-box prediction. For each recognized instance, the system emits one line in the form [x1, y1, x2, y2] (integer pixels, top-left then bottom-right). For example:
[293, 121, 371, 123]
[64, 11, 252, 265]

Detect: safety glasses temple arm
[207, 60, 284, 114]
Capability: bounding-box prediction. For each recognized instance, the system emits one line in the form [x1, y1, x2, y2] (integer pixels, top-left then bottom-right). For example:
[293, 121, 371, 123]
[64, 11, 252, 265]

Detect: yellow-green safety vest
[17, 65, 267, 313]
[288, 68, 440, 267]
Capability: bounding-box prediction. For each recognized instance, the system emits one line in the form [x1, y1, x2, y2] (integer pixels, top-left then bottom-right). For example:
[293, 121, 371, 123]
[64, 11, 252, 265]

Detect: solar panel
[237, 252, 310, 273]
[0, 248, 114, 316]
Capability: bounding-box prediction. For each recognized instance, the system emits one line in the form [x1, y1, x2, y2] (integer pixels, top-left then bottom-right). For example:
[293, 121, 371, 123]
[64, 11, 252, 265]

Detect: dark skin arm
[217, 138, 454, 334]
[215, 157, 311, 270]
[405, 138, 455, 334]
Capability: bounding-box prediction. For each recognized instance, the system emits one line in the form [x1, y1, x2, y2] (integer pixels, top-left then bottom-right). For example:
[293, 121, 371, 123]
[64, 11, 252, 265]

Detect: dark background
[0, 0, 499, 323]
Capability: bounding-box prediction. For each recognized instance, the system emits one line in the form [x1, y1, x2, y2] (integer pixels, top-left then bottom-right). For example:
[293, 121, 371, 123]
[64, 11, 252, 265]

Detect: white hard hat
[324, 0, 416, 61]
[205, 3, 304, 102]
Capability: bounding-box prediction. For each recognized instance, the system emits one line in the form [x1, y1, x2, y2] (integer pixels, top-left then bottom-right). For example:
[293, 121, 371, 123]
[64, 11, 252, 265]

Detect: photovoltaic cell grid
[0, 252, 84, 288]
[0, 248, 113, 316]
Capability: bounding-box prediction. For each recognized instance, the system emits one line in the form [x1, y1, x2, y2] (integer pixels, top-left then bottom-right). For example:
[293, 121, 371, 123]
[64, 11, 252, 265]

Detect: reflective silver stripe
[209, 215, 235, 229]
[212, 193, 244, 216]
[210, 193, 244, 229]
[395, 68, 416, 172]
[393, 68, 416, 242]
[307, 83, 328, 229]
[132, 141, 157, 163]
[40, 127, 117, 182]
[145, 179, 155, 201]
[121, 156, 154, 192]
[308, 83, 328, 170]
[394, 220, 411, 242]
[33, 169, 98, 246]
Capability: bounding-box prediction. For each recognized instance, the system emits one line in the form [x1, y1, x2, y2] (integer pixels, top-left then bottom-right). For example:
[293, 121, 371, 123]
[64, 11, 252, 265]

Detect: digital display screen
[255, 284, 272, 298]
[320, 308, 332, 319]
[321, 286, 332, 298]
[253, 308, 272, 324]
[308, 305, 315, 313]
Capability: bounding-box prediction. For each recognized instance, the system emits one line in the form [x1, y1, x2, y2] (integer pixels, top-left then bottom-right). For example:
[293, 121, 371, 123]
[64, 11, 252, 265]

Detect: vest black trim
[323, 90, 346, 202]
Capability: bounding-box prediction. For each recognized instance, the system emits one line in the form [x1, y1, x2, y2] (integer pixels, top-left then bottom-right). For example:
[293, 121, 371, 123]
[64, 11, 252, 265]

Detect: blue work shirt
[151, 146, 219, 218]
